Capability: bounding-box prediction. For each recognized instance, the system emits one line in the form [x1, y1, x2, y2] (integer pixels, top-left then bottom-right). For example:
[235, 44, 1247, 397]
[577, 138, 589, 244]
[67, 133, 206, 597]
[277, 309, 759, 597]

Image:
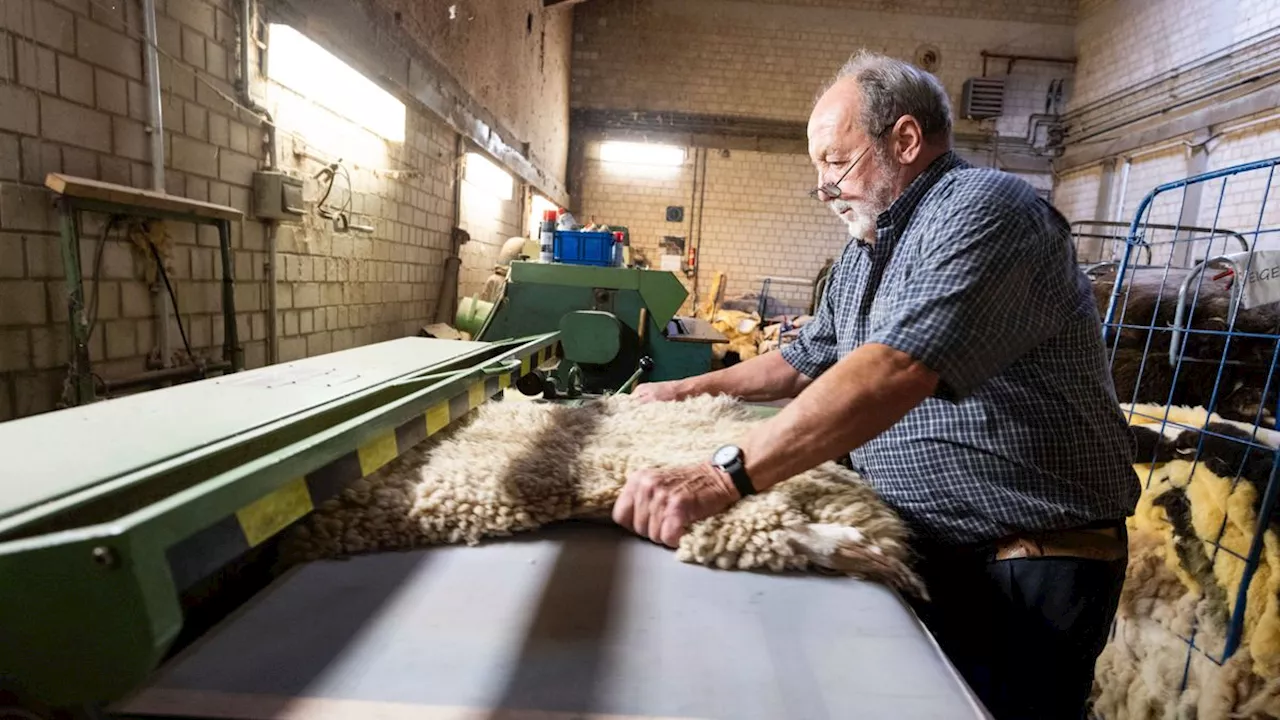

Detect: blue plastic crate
[553, 230, 615, 267]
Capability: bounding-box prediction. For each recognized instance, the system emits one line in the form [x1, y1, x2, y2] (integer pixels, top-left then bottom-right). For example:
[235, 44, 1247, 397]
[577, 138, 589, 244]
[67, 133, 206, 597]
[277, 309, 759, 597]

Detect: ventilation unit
[961, 78, 1005, 120]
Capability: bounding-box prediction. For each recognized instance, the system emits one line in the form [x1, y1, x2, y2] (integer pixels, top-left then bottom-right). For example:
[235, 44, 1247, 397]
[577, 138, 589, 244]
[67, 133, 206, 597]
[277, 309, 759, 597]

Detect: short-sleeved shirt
[780, 150, 1140, 546]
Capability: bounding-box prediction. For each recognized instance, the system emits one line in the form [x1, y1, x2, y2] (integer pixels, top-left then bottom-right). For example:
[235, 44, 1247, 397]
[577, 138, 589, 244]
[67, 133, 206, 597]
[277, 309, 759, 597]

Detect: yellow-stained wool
[279, 393, 926, 598]
[1093, 404, 1280, 718]
[1183, 463, 1280, 679]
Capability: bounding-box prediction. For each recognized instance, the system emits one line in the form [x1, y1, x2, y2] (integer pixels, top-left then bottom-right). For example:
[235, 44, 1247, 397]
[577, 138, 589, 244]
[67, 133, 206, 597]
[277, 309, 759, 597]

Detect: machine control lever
[615, 356, 655, 395]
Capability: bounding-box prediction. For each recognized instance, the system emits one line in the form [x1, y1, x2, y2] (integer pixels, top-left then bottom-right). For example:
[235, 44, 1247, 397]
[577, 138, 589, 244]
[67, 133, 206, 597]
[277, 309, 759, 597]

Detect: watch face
[712, 445, 740, 467]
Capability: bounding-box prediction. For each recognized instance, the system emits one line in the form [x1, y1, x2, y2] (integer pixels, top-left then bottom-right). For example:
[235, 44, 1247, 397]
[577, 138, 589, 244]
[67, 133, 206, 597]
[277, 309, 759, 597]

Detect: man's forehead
[808, 89, 861, 156]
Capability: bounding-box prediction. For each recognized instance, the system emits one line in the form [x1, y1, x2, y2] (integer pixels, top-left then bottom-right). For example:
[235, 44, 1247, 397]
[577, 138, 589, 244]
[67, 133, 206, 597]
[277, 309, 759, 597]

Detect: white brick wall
[697, 149, 847, 314]
[1199, 117, 1280, 250]
[458, 168, 524, 300]
[0, 0, 269, 418]
[578, 141, 847, 316]
[569, 0, 1077, 314]
[1071, 0, 1280, 110]
[1055, 0, 1280, 265]
[571, 0, 1075, 142]
[0, 0, 555, 421]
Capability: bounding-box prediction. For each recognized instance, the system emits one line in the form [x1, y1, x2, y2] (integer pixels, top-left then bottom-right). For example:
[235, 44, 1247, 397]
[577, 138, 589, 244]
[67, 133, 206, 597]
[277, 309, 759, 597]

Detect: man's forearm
[737, 343, 939, 491]
[674, 350, 814, 402]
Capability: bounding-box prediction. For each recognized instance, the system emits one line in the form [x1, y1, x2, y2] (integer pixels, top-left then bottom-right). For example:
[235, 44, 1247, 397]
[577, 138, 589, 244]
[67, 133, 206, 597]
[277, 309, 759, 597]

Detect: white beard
[828, 157, 896, 244]
[830, 199, 879, 244]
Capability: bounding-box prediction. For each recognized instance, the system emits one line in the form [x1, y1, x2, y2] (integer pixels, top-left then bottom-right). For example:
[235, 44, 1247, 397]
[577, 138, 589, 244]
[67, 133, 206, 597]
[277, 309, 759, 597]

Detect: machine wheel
[515, 369, 547, 396]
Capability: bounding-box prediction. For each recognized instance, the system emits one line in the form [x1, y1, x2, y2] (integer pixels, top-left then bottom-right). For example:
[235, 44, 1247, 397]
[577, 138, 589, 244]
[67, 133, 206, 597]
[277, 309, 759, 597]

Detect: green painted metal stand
[45, 173, 245, 405]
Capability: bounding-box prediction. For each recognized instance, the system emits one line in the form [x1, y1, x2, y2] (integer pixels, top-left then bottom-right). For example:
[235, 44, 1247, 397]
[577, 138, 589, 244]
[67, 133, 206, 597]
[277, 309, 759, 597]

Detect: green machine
[0, 332, 562, 716]
[456, 261, 726, 397]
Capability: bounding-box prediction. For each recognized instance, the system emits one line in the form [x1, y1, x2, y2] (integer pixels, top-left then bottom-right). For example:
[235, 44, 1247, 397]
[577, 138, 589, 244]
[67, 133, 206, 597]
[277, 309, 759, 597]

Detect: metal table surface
[113, 522, 990, 720]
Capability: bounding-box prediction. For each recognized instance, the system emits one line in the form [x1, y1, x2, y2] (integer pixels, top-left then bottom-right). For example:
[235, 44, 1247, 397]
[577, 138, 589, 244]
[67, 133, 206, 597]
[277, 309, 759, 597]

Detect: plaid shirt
[781, 151, 1140, 546]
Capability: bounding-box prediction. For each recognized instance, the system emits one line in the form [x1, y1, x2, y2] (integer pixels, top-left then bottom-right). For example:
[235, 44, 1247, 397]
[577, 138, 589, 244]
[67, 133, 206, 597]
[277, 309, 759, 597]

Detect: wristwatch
[712, 445, 756, 497]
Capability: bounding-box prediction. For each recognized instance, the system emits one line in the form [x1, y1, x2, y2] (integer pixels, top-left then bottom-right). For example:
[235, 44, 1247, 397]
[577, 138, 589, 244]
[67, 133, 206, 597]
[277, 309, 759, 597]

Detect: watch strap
[721, 453, 755, 497]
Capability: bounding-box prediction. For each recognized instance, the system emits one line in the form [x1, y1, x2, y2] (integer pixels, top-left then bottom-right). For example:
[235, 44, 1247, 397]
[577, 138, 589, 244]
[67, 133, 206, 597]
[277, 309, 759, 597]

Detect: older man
[613, 50, 1140, 719]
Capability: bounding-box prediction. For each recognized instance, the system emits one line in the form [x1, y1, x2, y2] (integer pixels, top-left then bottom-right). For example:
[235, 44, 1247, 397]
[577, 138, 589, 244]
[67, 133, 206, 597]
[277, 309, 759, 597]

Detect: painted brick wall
[1055, 0, 1280, 256]
[1070, 0, 1279, 110]
[570, 0, 1077, 318]
[265, 83, 460, 361]
[457, 157, 523, 300]
[375, 0, 573, 188]
[571, 0, 1076, 138]
[0, 0, 269, 419]
[578, 142, 847, 316]
[576, 146, 697, 303]
[1200, 116, 1280, 246]
[0, 0, 567, 422]
[696, 149, 847, 315]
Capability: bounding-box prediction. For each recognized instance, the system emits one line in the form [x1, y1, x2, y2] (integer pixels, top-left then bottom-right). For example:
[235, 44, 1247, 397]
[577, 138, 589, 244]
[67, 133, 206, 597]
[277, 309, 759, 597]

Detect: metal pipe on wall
[1063, 28, 1280, 124]
[265, 222, 278, 364]
[1111, 157, 1131, 225]
[141, 0, 171, 369]
[142, 0, 164, 191]
[239, 0, 280, 363]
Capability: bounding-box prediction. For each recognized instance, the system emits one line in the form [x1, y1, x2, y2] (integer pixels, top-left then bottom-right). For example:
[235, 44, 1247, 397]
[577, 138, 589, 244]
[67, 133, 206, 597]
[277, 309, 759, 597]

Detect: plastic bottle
[613, 231, 625, 267]
[539, 209, 557, 263]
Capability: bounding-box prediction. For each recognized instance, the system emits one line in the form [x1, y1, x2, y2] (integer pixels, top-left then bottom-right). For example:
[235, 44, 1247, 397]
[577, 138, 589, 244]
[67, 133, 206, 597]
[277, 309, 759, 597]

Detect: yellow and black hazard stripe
[166, 341, 560, 591]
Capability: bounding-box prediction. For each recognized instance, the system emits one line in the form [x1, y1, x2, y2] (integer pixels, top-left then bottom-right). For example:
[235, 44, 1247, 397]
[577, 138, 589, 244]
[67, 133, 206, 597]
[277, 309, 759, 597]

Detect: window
[599, 141, 686, 166]
[464, 152, 513, 201]
[266, 23, 406, 142]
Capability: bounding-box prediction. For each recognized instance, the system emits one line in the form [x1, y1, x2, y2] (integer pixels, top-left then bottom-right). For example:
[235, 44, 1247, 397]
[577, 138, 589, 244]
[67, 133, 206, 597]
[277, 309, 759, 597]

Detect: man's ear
[892, 116, 925, 164]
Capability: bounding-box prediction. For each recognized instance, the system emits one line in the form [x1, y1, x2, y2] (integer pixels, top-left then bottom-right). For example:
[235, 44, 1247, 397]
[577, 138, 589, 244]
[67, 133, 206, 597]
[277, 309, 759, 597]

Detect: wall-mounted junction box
[252, 171, 305, 221]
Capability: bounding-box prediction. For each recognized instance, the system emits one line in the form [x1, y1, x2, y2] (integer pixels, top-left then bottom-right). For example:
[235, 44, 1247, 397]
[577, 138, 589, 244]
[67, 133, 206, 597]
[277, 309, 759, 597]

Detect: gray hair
[821, 50, 953, 145]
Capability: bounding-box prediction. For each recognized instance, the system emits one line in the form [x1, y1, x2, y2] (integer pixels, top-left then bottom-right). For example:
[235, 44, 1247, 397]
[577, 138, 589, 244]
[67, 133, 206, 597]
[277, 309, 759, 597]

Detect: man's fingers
[659, 511, 686, 548]
[630, 476, 652, 540]
[646, 491, 666, 543]
[611, 485, 634, 530]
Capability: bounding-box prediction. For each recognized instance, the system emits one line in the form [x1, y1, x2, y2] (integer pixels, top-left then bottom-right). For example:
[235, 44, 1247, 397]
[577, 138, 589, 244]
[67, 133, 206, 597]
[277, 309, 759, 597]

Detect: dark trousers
[907, 529, 1128, 720]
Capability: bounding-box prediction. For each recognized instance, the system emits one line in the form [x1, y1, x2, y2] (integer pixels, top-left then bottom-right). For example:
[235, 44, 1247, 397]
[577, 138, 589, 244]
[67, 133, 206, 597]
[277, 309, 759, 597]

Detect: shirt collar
[853, 150, 967, 255]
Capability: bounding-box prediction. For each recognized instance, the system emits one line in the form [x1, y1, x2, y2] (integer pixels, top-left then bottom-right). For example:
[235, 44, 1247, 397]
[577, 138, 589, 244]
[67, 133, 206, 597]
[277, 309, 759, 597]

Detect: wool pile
[278, 393, 926, 598]
[1091, 403, 1280, 718]
[1089, 269, 1280, 427]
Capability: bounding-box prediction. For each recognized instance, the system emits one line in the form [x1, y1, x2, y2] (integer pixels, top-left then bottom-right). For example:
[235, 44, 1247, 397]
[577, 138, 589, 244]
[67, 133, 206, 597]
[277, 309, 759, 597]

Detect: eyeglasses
[807, 143, 875, 202]
[806, 122, 897, 202]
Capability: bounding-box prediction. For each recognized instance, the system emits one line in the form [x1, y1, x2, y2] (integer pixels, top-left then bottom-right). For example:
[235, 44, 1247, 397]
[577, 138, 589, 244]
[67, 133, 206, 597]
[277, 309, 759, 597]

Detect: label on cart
[1232, 250, 1280, 309]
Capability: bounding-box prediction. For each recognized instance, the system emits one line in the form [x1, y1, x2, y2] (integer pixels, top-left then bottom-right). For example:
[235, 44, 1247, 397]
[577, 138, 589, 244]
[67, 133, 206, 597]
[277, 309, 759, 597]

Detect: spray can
[539, 209, 557, 263]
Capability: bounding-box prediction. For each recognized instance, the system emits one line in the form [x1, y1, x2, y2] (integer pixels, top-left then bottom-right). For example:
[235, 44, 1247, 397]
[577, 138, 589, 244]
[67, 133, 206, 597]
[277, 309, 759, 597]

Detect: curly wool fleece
[279, 393, 926, 599]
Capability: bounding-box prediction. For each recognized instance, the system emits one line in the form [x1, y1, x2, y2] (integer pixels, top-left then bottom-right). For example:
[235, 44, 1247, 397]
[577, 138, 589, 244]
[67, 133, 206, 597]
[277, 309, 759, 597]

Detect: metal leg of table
[57, 201, 94, 405]
[217, 219, 241, 372]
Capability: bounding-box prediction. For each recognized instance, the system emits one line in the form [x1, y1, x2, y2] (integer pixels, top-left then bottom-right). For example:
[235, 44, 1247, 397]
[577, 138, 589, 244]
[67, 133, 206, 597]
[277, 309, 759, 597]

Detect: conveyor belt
[113, 522, 990, 720]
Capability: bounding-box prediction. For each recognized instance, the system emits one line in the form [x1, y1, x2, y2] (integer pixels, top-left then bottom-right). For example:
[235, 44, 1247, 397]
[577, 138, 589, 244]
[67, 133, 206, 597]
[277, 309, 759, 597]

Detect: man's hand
[612, 463, 740, 547]
[630, 380, 685, 404]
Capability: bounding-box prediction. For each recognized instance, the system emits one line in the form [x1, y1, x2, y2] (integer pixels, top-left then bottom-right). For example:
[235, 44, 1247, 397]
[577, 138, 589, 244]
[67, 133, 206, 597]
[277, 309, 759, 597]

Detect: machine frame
[0, 332, 560, 711]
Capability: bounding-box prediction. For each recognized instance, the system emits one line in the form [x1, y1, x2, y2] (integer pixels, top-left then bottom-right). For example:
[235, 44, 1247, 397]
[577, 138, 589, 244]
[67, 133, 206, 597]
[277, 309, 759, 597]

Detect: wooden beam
[44, 173, 244, 223]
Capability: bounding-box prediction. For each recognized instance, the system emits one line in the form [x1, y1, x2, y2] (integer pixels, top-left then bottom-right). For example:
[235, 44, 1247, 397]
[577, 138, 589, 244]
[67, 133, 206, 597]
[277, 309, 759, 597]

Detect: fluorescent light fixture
[465, 152, 513, 201]
[266, 23, 405, 142]
[599, 141, 686, 166]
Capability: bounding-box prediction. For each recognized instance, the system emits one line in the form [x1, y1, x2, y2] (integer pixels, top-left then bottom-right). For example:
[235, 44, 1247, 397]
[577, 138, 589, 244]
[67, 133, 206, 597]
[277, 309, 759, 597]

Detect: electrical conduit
[141, 0, 171, 368]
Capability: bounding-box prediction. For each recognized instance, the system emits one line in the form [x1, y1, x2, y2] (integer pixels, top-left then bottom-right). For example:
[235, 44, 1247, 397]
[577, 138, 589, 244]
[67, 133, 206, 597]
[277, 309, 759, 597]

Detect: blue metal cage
[1093, 156, 1280, 712]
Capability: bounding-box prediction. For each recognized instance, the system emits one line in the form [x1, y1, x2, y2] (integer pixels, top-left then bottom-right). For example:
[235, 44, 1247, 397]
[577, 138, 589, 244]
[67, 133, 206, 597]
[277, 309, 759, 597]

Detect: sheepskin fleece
[1091, 272, 1280, 427]
[1092, 403, 1280, 718]
[278, 394, 926, 598]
